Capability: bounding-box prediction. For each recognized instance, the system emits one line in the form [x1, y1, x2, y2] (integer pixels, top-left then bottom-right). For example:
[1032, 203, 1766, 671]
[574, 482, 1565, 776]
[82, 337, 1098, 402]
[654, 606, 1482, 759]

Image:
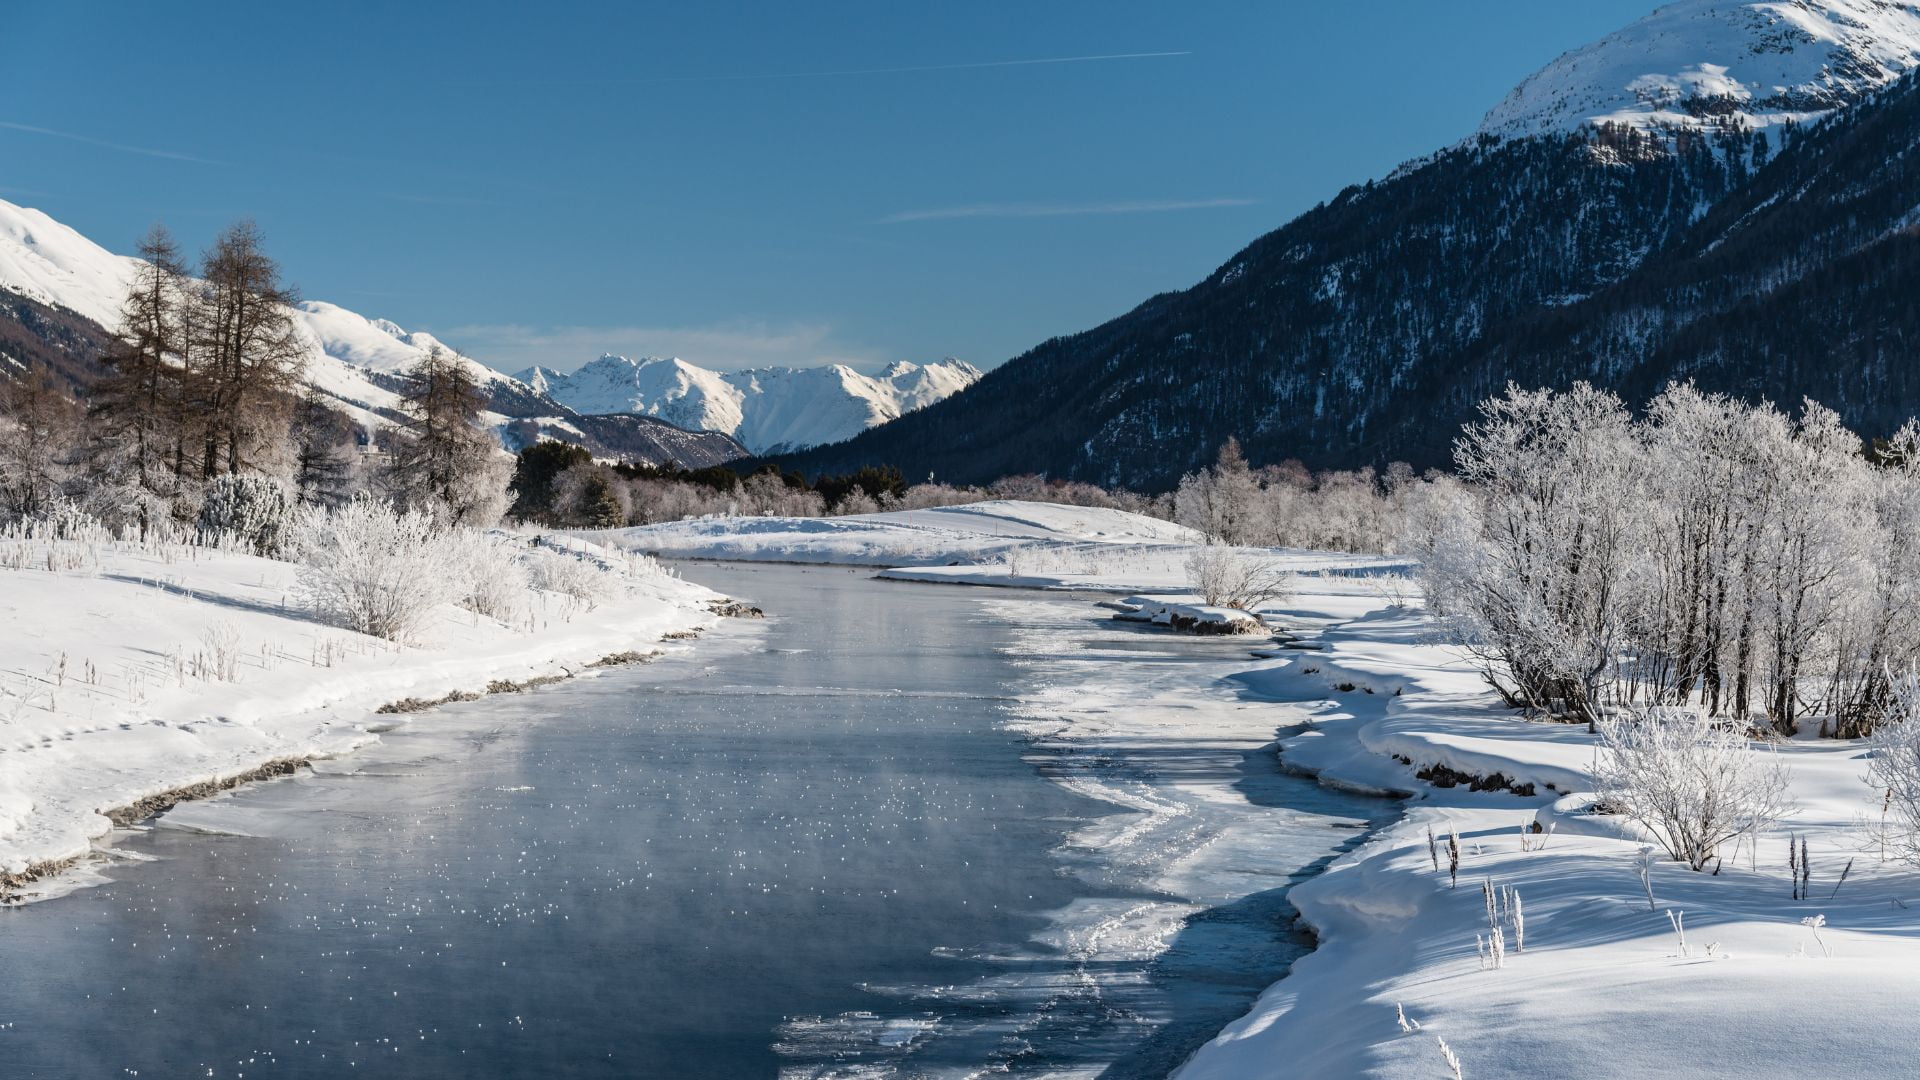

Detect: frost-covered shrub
[199, 474, 294, 557]
[454, 532, 531, 623]
[292, 497, 456, 642]
[1185, 546, 1293, 612]
[1865, 673, 1920, 865]
[527, 547, 615, 610]
[1595, 707, 1792, 870]
[16, 495, 109, 543]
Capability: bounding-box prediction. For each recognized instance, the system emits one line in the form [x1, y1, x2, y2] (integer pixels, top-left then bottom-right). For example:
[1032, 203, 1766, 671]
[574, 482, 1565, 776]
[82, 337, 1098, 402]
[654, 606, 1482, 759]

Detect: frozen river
[0, 563, 1385, 1078]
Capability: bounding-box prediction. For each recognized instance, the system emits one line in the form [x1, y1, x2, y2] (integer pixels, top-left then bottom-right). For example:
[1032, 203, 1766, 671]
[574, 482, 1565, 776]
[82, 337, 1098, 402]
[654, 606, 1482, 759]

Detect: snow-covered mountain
[0, 197, 746, 467]
[516, 354, 982, 454]
[0, 196, 517, 427]
[782, 1, 1920, 487]
[1480, 0, 1920, 138]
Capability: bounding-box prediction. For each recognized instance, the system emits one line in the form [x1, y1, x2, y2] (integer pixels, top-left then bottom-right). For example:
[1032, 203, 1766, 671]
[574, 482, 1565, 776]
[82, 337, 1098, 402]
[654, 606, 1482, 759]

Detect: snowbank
[1109, 596, 1267, 635]
[0, 533, 722, 894]
[1173, 587, 1920, 1079]
[598, 501, 1411, 594]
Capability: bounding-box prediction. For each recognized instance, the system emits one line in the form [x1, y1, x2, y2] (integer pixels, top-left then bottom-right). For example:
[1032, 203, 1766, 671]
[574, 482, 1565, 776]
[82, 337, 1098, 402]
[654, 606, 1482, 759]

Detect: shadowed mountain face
[777, 125, 1772, 487]
[0, 289, 110, 390]
[781, 67, 1920, 488]
[1416, 71, 1920, 454]
[777, 2, 1920, 489]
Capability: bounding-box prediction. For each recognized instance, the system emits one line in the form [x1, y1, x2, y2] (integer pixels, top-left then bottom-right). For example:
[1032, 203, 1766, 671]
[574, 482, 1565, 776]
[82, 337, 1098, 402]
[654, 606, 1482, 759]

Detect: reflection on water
[0, 564, 1383, 1078]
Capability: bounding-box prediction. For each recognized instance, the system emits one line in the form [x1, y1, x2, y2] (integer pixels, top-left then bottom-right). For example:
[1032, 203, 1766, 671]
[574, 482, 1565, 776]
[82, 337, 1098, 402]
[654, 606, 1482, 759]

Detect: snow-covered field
[1157, 587, 1920, 1079]
[0, 531, 721, 895]
[596, 500, 1410, 593]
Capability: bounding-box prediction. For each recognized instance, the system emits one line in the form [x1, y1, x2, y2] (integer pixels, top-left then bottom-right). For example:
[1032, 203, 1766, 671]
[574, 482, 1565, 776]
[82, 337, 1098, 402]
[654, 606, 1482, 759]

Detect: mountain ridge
[0, 197, 746, 467]
[513, 353, 982, 454]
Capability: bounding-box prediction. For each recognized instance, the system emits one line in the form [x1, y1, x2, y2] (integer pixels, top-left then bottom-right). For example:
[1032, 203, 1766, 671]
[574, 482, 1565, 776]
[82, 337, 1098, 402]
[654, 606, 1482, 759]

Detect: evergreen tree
[290, 385, 354, 508]
[578, 470, 624, 527]
[508, 440, 592, 523]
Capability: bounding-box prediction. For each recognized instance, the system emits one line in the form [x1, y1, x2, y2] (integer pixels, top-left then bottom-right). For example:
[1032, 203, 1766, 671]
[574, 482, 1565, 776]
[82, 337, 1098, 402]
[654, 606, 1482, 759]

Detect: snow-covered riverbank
[597, 499, 1409, 593]
[1176, 589, 1920, 1080]
[0, 532, 723, 897]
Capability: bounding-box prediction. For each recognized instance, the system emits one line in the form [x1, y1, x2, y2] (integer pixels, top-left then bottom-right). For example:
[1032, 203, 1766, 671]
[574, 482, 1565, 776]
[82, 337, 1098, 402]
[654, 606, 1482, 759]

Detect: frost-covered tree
[1864, 673, 1920, 865]
[0, 363, 84, 521]
[1595, 706, 1791, 870]
[387, 345, 510, 526]
[1174, 437, 1266, 545]
[1426, 381, 1908, 733]
[1427, 383, 1646, 721]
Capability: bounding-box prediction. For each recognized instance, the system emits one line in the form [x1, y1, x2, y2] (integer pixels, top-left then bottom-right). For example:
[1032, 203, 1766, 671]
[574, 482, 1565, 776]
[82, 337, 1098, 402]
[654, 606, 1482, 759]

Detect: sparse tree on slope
[194, 221, 305, 479]
[387, 344, 509, 526]
[290, 384, 355, 508]
[91, 226, 192, 522]
[0, 363, 84, 520]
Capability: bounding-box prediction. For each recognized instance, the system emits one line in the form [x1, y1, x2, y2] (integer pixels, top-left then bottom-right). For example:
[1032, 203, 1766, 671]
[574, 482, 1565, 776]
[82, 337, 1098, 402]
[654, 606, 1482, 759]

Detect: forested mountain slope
[781, 1, 1920, 487]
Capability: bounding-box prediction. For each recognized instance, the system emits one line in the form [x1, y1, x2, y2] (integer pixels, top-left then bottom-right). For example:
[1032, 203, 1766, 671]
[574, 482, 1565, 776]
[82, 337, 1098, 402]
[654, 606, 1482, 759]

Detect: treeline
[503, 428, 1426, 557]
[1171, 437, 1433, 554]
[1421, 382, 1920, 737]
[504, 442, 1169, 526]
[0, 222, 508, 536]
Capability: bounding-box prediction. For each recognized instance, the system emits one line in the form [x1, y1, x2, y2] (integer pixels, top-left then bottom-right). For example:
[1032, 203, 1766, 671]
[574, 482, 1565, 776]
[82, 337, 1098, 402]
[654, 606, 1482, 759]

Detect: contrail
[879, 197, 1256, 224]
[0, 121, 221, 165]
[605, 50, 1193, 84]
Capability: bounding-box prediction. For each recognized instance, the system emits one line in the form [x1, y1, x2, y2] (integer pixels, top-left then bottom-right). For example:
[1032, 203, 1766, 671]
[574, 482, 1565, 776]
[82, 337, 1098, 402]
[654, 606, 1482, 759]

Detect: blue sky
[4, 1, 1656, 374]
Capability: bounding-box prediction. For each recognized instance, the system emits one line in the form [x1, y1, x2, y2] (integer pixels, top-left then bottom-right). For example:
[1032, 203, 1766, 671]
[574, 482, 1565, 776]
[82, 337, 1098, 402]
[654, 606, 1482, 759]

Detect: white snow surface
[516, 353, 982, 453]
[1480, 0, 1920, 138]
[594, 500, 1410, 594]
[1146, 587, 1920, 1079]
[0, 533, 721, 892]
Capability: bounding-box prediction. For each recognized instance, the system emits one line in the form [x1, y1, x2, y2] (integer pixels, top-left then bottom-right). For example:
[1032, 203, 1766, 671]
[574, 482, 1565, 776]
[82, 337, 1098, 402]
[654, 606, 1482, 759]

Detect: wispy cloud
[0, 120, 221, 165]
[592, 50, 1191, 85]
[379, 192, 501, 208]
[878, 196, 1257, 224]
[443, 321, 886, 373]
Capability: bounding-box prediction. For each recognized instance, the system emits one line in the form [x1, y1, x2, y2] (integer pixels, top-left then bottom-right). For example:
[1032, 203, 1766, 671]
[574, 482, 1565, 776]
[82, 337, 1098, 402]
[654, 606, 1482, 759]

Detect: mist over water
[0, 564, 1380, 1078]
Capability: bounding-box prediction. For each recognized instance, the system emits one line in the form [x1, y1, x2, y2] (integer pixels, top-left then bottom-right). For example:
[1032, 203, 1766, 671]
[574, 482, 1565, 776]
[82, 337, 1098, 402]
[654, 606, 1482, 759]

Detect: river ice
[0, 564, 1384, 1078]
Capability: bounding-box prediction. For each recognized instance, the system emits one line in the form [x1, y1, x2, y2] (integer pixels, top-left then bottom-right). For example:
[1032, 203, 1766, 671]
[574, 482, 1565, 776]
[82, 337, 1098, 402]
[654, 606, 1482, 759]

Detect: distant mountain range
[0, 199, 977, 466]
[779, 0, 1920, 488]
[515, 354, 981, 454]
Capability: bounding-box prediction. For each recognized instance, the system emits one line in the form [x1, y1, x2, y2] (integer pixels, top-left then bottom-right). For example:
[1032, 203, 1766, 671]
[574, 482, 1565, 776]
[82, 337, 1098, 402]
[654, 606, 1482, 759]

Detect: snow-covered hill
[1480, 0, 1920, 138]
[0, 197, 746, 466]
[517, 354, 982, 454]
[0, 197, 523, 427]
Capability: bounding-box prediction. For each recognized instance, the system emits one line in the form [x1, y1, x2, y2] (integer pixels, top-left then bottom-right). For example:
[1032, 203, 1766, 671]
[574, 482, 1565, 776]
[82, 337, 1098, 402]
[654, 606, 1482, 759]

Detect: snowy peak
[1480, 0, 1920, 139]
[0, 199, 143, 329]
[517, 354, 982, 454]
